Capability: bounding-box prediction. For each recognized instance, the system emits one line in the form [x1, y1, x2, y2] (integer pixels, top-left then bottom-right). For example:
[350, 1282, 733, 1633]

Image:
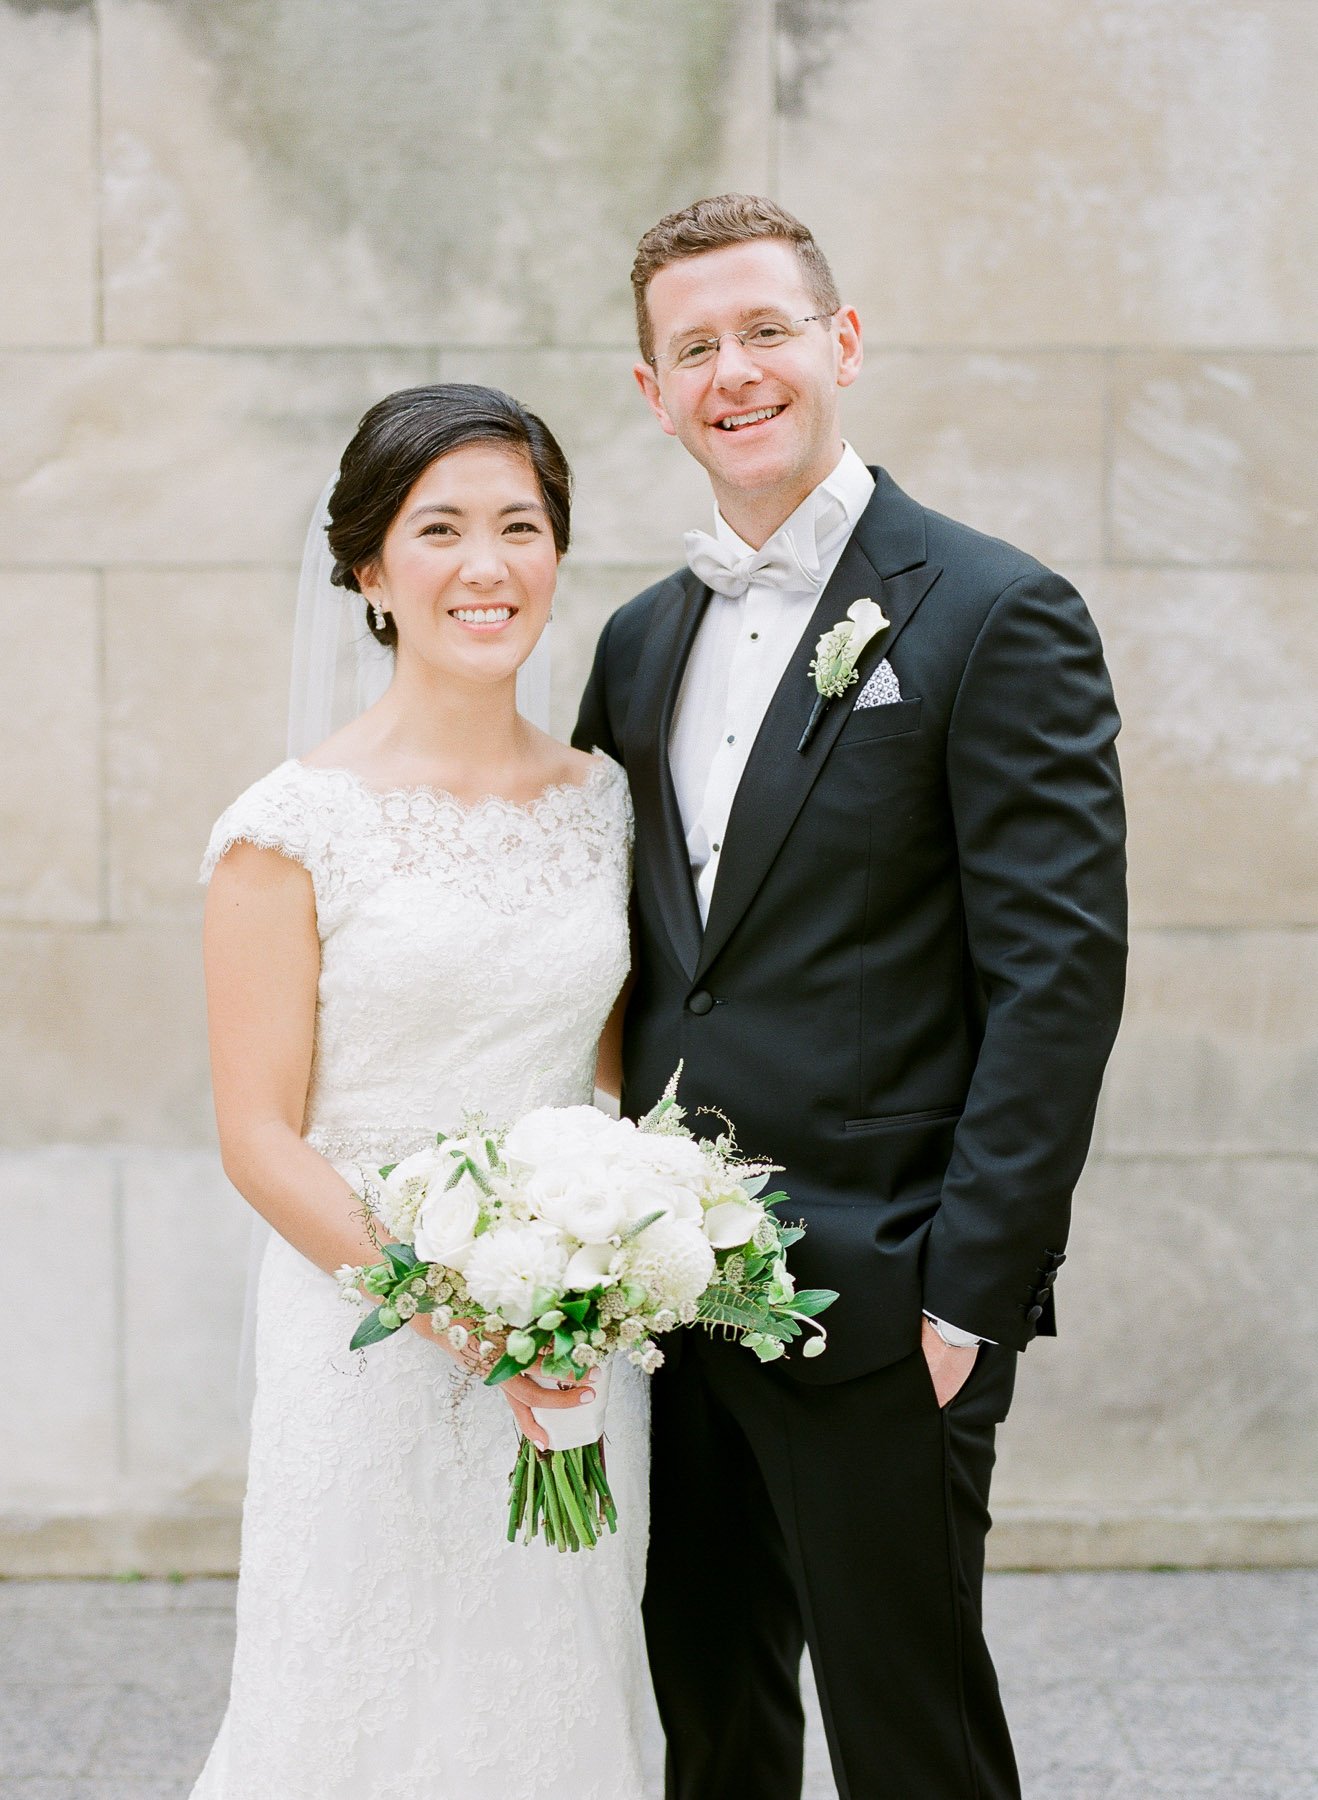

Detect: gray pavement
[0, 1571, 1313, 1798]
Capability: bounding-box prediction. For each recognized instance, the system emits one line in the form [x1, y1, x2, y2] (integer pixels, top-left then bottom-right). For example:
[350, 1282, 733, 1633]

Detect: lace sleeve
[199, 760, 317, 886]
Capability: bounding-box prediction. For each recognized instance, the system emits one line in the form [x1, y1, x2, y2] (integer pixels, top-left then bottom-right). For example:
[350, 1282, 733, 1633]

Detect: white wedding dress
[192, 753, 654, 1800]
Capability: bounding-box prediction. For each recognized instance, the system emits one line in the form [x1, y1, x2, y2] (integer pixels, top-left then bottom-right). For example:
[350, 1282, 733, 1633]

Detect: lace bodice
[200, 755, 633, 1157]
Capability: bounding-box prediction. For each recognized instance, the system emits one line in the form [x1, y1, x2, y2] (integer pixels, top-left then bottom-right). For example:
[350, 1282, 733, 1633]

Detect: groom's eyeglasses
[654, 312, 835, 374]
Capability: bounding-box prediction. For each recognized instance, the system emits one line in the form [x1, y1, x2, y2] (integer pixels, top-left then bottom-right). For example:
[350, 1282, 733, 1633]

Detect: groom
[574, 195, 1127, 1800]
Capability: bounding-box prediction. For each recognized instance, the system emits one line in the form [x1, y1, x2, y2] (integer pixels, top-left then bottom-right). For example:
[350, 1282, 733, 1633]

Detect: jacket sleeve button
[1026, 1304, 1044, 1323]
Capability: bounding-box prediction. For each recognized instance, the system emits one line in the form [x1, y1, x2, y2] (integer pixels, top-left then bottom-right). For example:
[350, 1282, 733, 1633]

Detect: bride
[192, 384, 653, 1798]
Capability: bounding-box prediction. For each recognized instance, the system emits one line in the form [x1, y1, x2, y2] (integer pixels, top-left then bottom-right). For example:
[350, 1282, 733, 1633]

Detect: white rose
[413, 1185, 481, 1272]
[618, 1217, 715, 1309]
[624, 1130, 710, 1187]
[525, 1160, 632, 1244]
[464, 1222, 570, 1328]
[613, 1170, 703, 1229]
[702, 1199, 764, 1250]
[503, 1104, 616, 1172]
[376, 1145, 450, 1241]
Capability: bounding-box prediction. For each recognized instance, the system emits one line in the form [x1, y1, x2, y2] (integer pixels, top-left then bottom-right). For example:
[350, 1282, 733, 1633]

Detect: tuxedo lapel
[694, 470, 941, 983]
[626, 570, 707, 981]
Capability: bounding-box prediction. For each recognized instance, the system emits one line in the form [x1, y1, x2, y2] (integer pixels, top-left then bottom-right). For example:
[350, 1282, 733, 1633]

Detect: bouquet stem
[507, 1438, 617, 1551]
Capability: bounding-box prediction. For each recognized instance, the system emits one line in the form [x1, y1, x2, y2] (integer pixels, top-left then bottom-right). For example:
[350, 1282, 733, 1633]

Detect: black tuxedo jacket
[573, 468, 1127, 1383]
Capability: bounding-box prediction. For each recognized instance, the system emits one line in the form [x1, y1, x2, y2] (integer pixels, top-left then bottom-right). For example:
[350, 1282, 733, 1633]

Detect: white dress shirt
[669, 444, 875, 924]
[669, 444, 990, 1349]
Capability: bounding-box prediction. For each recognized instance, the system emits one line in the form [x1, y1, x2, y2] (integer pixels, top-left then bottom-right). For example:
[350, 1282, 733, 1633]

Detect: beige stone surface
[551, 561, 674, 740]
[0, 0, 1313, 1571]
[101, 0, 771, 346]
[0, 6, 96, 346]
[0, 348, 437, 565]
[0, 572, 101, 923]
[0, 927, 212, 1149]
[120, 1151, 251, 1500]
[842, 353, 1105, 567]
[1110, 355, 1318, 566]
[779, 0, 1318, 347]
[987, 1506, 1318, 1570]
[995, 1154, 1318, 1512]
[1087, 569, 1318, 927]
[440, 349, 712, 564]
[0, 1509, 241, 1580]
[106, 568, 296, 921]
[1, 1152, 118, 1509]
[1099, 930, 1318, 1158]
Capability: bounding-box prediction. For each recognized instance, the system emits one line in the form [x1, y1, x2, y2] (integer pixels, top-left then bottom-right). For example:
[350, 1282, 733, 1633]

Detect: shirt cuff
[924, 1313, 997, 1348]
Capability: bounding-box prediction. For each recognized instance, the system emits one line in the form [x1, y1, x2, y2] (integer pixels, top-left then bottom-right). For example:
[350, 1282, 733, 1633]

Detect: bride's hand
[418, 1317, 597, 1450]
[495, 1365, 597, 1452]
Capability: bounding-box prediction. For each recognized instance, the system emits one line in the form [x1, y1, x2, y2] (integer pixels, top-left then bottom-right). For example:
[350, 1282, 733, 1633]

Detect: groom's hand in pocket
[921, 1317, 979, 1408]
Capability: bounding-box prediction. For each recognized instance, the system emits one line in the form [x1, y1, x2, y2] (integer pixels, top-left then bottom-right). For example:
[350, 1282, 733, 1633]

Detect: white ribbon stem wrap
[527, 1355, 611, 1451]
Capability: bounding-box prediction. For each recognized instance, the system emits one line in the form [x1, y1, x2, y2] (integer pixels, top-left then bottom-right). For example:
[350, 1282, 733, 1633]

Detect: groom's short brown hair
[631, 194, 841, 366]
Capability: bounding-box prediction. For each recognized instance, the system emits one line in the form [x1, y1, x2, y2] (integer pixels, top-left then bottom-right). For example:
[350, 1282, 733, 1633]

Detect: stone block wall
[1, 0, 1313, 1571]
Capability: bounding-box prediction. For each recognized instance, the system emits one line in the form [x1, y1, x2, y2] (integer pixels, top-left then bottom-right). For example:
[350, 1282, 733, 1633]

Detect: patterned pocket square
[852, 659, 903, 709]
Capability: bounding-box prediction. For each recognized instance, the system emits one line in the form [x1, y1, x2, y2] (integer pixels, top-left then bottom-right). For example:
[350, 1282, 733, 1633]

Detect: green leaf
[776, 1224, 805, 1249]
[789, 1288, 839, 1317]
[620, 1207, 667, 1244]
[559, 1298, 591, 1325]
[484, 1352, 525, 1387]
[553, 1328, 575, 1361]
[381, 1242, 418, 1277]
[378, 1162, 397, 1180]
[696, 1286, 773, 1332]
[349, 1307, 403, 1351]
[760, 1191, 790, 1210]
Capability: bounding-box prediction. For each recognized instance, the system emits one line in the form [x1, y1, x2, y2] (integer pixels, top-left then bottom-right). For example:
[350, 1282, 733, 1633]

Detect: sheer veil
[235, 477, 554, 1412]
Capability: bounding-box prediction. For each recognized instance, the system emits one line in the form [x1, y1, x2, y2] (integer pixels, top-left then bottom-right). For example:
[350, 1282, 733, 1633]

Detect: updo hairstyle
[326, 384, 573, 649]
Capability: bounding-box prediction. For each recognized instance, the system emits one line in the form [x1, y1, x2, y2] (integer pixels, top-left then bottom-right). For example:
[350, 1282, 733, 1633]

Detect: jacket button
[687, 990, 714, 1016]
[1026, 1303, 1044, 1323]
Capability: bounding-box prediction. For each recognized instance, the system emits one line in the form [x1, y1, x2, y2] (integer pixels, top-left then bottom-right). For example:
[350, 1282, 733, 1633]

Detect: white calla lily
[844, 596, 889, 655]
[703, 1199, 763, 1249]
[808, 597, 891, 701]
[563, 1241, 620, 1291]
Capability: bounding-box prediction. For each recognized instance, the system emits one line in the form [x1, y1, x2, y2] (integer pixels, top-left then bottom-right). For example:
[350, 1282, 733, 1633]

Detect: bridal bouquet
[337, 1071, 836, 1551]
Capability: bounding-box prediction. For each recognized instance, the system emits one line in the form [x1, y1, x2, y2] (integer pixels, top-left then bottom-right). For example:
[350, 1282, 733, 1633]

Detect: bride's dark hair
[326, 384, 573, 648]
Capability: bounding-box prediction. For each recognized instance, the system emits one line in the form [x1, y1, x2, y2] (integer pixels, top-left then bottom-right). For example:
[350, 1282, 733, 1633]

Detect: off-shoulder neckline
[284, 751, 617, 818]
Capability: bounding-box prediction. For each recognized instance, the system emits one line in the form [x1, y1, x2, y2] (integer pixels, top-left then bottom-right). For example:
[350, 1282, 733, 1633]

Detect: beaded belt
[304, 1124, 438, 1168]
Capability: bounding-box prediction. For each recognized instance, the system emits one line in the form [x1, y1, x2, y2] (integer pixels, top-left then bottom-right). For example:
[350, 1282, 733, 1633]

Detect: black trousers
[642, 1331, 1021, 1800]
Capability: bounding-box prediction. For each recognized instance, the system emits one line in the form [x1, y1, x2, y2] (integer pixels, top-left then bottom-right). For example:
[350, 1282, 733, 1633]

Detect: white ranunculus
[413, 1185, 481, 1272]
[463, 1222, 570, 1328]
[702, 1199, 764, 1249]
[525, 1160, 632, 1244]
[619, 1217, 715, 1309]
[563, 1241, 620, 1292]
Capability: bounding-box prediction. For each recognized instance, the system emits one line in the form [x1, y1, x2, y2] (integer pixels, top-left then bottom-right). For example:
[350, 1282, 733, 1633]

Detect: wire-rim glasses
[654, 311, 835, 374]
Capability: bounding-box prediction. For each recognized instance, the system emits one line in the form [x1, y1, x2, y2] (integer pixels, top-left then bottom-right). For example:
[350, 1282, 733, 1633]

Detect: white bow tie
[683, 525, 821, 599]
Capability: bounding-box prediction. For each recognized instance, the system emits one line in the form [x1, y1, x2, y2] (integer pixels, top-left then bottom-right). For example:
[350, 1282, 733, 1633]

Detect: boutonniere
[797, 597, 890, 752]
